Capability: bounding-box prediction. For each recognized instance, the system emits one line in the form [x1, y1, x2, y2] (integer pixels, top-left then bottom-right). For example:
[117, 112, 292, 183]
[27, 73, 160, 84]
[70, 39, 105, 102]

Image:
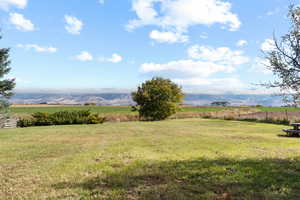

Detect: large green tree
[132, 77, 184, 121]
[0, 35, 16, 111]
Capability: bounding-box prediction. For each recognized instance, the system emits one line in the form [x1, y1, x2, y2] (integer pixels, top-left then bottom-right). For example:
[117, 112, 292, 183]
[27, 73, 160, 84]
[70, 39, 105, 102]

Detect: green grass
[10, 106, 134, 114]
[1, 119, 300, 199]
[256, 107, 300, 112]
[180, 106, 226, 113]
[10, 105, 226, 115]
[10, 105, 300, 115]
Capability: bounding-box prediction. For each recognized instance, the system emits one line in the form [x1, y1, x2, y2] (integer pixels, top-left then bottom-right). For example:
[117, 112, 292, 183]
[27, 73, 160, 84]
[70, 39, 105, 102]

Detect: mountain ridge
[9, 93, 283, 106]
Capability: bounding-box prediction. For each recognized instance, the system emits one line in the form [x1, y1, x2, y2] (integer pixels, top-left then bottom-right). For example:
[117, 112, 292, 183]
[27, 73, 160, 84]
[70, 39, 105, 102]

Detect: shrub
[132, 77, 184, 121]
[87, 114, 106, 124]
[32, 112, 53, 126]
[17, 118, 35, 128]
[51, 110, 91, 125]
[17, 110, 105, 127]
[84, 102, 97, 106]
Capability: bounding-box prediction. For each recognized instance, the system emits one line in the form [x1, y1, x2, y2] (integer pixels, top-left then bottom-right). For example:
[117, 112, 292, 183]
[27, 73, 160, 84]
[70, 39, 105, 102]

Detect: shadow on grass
[53, 158, 300, 200]
[278, 134, 300, 138]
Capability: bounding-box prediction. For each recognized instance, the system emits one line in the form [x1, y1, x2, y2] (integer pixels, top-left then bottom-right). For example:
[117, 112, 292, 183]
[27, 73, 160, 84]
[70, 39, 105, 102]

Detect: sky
[0, 0, 295, 94]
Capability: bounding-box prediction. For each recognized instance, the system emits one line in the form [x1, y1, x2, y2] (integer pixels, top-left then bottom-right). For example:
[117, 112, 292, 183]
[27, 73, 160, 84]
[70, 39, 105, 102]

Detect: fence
[0, 114, 8, 128]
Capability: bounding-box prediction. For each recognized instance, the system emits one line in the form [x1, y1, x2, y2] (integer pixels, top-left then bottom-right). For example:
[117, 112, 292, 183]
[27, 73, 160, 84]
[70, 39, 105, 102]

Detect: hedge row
[17, 110, 105, 127]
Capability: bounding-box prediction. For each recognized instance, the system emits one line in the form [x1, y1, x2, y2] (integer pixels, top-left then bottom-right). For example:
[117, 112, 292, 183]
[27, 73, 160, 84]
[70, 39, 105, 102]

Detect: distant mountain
[10, 93, 134, 106]
[184, 94, 283, 106]
[9, 93, 283, 106]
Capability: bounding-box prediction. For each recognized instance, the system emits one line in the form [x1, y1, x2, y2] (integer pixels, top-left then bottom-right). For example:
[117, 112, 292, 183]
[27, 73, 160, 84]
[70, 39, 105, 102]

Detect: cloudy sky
[0, 0, 293, 94]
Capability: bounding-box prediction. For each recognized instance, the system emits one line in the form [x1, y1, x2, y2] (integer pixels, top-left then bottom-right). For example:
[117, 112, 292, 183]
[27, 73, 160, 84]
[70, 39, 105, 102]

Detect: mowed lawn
[1, 119, 300, 199]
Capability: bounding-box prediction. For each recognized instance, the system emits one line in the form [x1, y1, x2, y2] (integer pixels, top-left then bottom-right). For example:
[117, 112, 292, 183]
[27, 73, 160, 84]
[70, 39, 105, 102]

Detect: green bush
[51, 110, 91, 125]
[87, 114, 106, 124]
[17, 118, 35, 128]
[84, 102, 97, 106]
[32, 112, 53, 126]
[17, 110, 105, 127]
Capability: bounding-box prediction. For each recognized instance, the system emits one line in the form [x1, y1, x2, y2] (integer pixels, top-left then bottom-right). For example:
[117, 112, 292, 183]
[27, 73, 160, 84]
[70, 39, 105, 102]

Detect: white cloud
[172, 76, 278, 94]
[141, 45, 249, 79]
[0, 0, 27, 10]
[187, 45, 250, 72]
[9, 13, 34, 31]
[236, 40, 248, 47]
[261, 39, 276, 51]
[141, 60, 226, 77]
[149, 30, 188, 43]
[75, 51, 93, 61]
[127, 0, 241, 42]
[99, 53, 123, 63]
[172, 77, 278, 95]
[99, 0, 105, 4]
[128, 0, 241, 31]
[250, 58, 272, 75]
[64, 15, 83, 35]
[172, 77, 273, 94]
[108, 53, 122, 63]
[173, 77, 244, 88]
[17, 44, 57, 53]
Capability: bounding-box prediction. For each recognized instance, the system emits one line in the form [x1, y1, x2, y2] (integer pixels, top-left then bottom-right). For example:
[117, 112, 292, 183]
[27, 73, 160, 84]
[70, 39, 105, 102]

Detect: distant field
[10, 105, 134, 114]
[10, 105, 227, 114]
[1, 119, 300, 199]
[256, 107, 300, 112]
[10, 105, 300, 115]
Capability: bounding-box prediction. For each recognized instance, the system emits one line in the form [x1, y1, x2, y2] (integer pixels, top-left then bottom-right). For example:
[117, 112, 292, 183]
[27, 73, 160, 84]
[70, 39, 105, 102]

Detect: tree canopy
[0, 35, 16, 112]
[132, 77, 184, 121]
[263, 5, 300, 106]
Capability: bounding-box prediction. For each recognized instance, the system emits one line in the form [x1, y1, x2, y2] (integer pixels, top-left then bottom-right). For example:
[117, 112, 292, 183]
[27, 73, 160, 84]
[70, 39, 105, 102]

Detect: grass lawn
[1, 119, 300, 199]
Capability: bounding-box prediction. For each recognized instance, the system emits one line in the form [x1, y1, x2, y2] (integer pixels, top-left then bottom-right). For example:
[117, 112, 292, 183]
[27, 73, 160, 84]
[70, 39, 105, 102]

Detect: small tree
[263, 5, 300, 106]
[132, 77, 184, 121]
[0, 35, 16, 113]
[211, 101, 230, 107]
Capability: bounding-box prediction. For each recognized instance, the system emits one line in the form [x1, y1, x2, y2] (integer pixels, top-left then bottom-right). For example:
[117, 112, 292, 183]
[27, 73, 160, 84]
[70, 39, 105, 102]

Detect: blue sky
[0, 0, 294, 94]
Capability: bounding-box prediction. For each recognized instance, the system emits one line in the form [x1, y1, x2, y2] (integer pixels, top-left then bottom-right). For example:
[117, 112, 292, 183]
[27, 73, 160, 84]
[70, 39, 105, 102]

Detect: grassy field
[10, 105, 226, 115]
[1, 119, 300, 199]
[10, 105, 300, 115]
[10, 105, 134, 114]
[256, 107, 300, 112]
